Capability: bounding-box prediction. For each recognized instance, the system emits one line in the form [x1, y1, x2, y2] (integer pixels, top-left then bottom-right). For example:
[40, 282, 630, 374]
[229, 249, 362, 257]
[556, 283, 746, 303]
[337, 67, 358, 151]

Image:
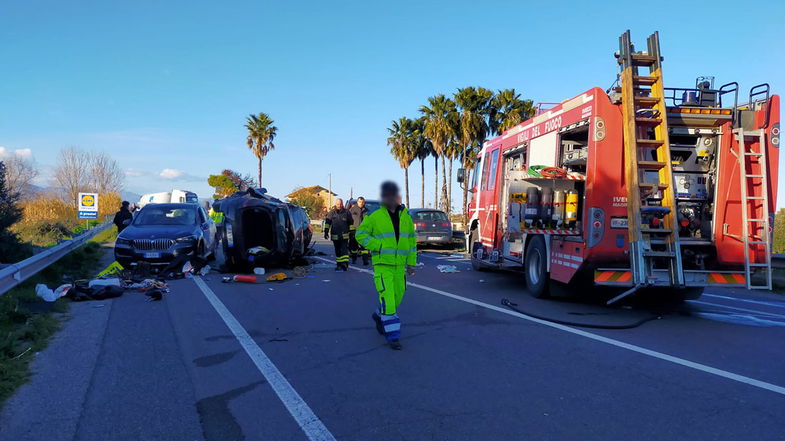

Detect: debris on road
[266, 272, 288, 282]
[292, 266, 309, 278]
[145, 288, 164, 301]
[248, 246, 271, 256]
[97, 260, 125, 277]
[125, 279, 169, 292]
[233, 275, 258, 283]
[253, 267, 266, 275]
[88, 278, 122, 288]
[67, 284, 124, 301]
[36, 284, 72, 302]
[437, 265, 460, 273]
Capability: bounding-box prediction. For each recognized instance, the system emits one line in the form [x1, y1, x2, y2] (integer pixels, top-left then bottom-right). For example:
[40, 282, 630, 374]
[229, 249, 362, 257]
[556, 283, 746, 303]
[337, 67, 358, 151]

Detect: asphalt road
[2, 239, 785, 440]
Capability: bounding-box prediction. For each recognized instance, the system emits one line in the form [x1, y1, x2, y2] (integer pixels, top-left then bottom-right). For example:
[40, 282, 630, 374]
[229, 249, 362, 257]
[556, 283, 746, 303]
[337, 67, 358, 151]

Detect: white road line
[704, 293, 785, 309]
[688, 300, 785, 320]
[314, 257, 785, 397]
[193, 277, 337, 441]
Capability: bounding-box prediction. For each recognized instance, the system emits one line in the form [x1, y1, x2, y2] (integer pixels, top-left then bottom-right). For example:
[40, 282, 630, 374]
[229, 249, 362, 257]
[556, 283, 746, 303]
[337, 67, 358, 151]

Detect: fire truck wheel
[525, 236, 550, 298]
[468, 230, 488, 272]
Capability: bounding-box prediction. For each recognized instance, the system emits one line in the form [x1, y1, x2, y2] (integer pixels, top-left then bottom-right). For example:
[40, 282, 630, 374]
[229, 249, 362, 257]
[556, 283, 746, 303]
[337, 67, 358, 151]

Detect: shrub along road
[1, 240, 784, 440]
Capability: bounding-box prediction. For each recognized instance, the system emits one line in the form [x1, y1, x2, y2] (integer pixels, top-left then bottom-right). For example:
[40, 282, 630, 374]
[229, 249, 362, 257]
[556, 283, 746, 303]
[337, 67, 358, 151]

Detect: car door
[480, 147, 500, 247]
[198, 207, 215, 252]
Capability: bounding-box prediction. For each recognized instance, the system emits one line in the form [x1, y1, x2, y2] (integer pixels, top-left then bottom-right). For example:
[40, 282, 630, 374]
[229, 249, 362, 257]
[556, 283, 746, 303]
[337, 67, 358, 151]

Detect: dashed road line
[193, 277, 337, 441]
[314, 256, 785, 397]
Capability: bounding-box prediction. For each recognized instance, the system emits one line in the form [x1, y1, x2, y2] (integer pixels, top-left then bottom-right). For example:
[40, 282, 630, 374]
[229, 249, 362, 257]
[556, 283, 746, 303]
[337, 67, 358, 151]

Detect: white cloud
[13, 148, 32, 158]
[159, 168, 184, 180]
[0, 146, 33, 159]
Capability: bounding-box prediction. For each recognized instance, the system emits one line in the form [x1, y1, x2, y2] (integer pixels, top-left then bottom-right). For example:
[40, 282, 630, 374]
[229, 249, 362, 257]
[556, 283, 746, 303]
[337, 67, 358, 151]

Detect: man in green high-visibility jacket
[355, 181, 417, 350]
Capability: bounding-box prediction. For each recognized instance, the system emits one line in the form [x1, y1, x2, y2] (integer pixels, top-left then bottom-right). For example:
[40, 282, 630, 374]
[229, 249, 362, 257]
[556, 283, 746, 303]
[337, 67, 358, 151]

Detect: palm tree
[420, 94, 457, 213]
[245, 113, 278, 187]
[445, 134, 460, 217]
[454, 87, 493, 222]
[488, 89, 535, 136]
[387, 117, 417, 207]
[412, 117, 432, 208]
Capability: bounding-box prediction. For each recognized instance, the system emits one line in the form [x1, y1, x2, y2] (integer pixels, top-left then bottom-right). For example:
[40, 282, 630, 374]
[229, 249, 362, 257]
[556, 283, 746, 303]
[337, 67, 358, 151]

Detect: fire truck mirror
[457, 168, 466, 183]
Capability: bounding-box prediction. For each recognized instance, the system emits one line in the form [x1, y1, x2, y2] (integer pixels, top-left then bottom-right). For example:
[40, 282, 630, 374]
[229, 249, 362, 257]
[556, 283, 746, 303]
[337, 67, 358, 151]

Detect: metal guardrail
[0, 222, 113, 296]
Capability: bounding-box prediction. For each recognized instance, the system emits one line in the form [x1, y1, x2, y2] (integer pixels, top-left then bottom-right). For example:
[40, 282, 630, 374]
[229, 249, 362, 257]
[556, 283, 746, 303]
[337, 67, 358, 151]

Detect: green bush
[14, 221, 73, 247]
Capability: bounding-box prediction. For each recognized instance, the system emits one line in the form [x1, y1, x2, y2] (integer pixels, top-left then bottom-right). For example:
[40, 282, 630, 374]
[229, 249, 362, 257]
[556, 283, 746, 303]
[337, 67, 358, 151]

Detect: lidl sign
[78, 192, 99, 219]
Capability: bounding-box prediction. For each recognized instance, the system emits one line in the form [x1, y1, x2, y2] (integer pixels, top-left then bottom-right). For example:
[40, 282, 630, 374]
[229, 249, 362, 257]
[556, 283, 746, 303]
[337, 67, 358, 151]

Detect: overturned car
[213, 189, 312, 270]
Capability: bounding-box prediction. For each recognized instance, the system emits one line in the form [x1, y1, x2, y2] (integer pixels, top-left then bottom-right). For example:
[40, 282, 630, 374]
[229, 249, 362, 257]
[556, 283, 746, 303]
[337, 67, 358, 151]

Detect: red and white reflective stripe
[521, 228, 580, 235]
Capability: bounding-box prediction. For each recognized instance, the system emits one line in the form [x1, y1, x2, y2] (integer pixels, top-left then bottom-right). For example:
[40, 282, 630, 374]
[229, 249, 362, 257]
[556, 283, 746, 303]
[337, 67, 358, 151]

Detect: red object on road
[233, 275, 258, 283]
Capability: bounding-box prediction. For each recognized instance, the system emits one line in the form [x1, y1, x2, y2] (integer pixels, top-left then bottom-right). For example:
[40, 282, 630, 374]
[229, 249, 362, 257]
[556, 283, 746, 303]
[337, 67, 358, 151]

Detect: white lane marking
[314, 257, 785, 397]
[193, 277, 337, 441]
[703, 293, 785, 309]
[688, 300, 785, 320]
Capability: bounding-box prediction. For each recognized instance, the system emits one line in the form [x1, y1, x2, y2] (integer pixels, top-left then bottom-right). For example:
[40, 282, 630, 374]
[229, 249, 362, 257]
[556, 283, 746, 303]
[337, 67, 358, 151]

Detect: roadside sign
[78, 192, 99, 219]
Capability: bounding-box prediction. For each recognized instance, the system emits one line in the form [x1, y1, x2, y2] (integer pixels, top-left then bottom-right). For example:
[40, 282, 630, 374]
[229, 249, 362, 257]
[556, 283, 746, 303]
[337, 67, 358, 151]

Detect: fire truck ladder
[609, 30, 684, 304]
[733, 127, 772, 290]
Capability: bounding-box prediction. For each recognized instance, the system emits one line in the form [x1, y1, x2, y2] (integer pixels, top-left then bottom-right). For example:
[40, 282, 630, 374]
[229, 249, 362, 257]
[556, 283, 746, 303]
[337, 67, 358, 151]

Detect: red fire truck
[463, 30, 780, 302]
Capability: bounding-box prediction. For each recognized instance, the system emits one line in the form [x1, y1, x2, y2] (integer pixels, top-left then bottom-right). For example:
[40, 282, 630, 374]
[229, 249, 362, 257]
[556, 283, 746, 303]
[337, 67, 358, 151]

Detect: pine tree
[0, 161, 32, 263]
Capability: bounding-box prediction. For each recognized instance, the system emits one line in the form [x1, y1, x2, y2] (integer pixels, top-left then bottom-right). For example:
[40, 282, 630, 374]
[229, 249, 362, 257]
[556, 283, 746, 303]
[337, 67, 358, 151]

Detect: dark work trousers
[332, 238, 350, 270]
[349, 231, 370, 265]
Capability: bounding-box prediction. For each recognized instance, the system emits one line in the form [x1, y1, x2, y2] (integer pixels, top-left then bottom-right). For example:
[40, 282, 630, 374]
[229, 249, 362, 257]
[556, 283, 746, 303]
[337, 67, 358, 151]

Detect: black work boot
[371, 313, 384, 335]
[351, 256, 357, 264]
[388, 339, 402, 350]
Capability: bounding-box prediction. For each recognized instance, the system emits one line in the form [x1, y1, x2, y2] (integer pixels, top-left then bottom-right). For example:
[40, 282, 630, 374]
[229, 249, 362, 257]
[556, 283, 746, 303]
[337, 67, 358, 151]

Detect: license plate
[610, 217, 628, 229]
[144, 252, 161, 258]
[428, 236, 441, 240]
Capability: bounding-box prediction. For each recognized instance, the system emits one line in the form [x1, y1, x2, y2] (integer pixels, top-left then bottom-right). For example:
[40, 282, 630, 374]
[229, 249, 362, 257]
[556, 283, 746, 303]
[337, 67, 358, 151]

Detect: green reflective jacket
[356, 206, 417, 266]
[209, 209, 224, 224]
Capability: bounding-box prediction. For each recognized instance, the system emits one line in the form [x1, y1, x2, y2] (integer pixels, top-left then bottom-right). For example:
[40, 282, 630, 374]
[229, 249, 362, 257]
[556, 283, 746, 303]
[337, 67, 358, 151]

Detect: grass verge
[0, 240, 108, 406]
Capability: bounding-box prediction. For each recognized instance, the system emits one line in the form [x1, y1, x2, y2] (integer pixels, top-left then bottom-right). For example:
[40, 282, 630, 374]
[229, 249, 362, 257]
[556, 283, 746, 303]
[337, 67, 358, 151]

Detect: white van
[138, 189, 199, 208]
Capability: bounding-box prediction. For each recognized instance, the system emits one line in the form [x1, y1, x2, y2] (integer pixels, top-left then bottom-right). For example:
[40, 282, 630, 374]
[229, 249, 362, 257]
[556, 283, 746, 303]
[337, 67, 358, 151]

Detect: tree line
[0, 146, 124, 257]
[387, 87, 535, 219]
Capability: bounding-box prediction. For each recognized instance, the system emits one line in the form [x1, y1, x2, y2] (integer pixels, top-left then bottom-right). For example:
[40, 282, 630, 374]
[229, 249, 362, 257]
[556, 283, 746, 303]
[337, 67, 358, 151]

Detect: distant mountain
[21, 185, 141, 203]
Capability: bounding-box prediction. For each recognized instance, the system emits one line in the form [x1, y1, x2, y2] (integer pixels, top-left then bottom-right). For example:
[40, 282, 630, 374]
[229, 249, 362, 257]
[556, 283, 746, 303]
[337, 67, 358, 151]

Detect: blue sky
[1, 0, 783, 209]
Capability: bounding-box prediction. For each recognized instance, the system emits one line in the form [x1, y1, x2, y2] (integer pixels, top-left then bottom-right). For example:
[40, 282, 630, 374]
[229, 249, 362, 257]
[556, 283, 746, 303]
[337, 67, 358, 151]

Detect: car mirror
[457, 168, 465, 183]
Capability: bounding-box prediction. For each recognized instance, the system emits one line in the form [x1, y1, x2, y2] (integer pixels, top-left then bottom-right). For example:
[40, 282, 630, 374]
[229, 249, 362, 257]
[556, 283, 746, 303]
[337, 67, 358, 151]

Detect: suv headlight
[116, 238, 132, 245]
[176, 236, 198, 243]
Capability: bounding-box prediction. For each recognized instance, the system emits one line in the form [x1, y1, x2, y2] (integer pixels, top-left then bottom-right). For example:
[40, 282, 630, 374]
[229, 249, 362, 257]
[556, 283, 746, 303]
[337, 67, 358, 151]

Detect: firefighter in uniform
[348, 196, 370, 265]
[324, 198, 353, 271]
[356, 182, 417, 350]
